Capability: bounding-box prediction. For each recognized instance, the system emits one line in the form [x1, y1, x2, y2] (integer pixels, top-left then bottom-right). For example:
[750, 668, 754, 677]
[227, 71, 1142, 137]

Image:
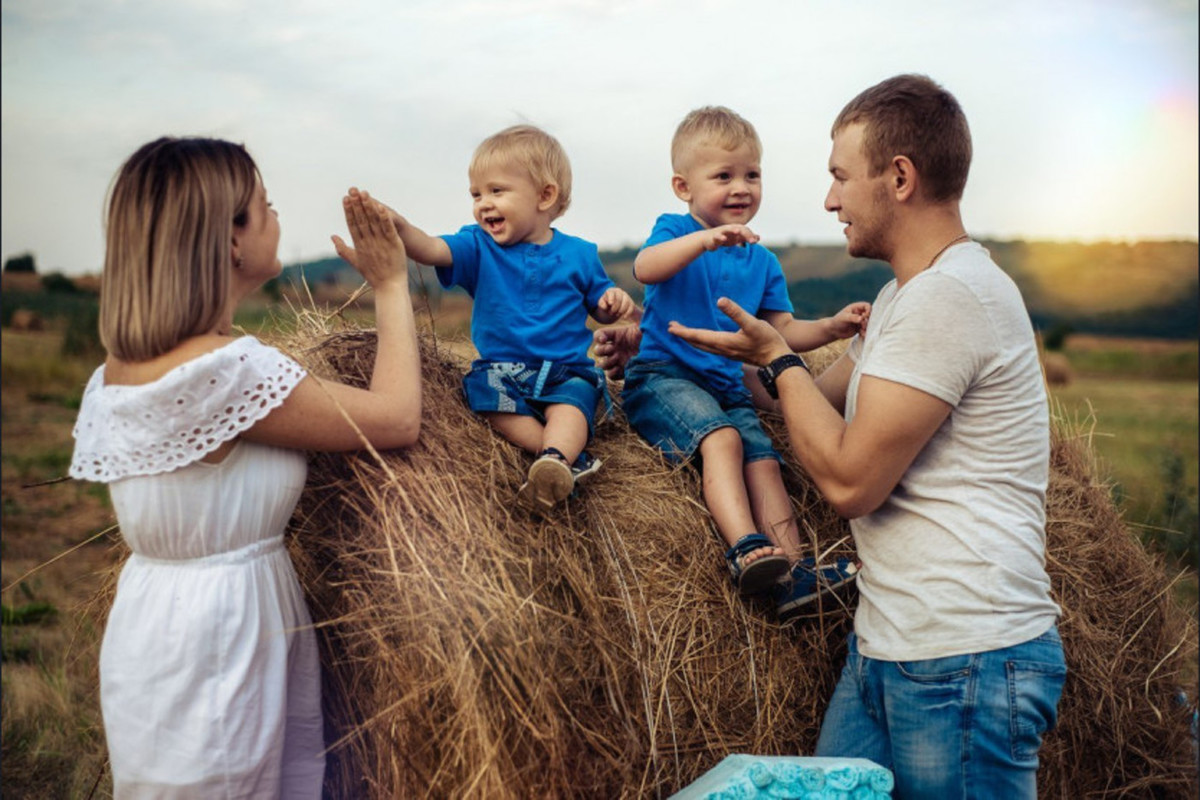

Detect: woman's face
[234, 180, 282, 282]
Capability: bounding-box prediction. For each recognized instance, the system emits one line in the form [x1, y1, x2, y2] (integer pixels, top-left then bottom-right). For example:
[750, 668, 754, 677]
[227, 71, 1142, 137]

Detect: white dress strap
[70, 337, 307, 482]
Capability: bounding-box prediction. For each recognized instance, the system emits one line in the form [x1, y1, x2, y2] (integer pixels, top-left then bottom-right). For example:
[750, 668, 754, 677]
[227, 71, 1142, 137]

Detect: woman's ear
[537, 183, 560, 212]
[671, 174, 691, 202]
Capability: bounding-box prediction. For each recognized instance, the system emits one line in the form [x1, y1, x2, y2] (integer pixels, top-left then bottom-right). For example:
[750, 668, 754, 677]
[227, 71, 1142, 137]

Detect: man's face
[824, 122, 894, 262]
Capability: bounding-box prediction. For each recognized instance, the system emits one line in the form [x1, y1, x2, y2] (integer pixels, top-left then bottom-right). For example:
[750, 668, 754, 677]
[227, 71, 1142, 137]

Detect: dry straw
[85, 304, 1196, 798]
[262, 309, 1197, 799]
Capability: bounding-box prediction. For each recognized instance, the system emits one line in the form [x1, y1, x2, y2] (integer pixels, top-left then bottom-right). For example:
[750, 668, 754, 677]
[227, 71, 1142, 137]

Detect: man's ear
[671, 174, 691, 202]
[891, 155, 918, 202]
[537, 183, 560, 212]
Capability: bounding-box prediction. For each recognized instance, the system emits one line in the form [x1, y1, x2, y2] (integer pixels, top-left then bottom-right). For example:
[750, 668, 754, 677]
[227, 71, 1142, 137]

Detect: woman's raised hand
[331, 187, 408, 289]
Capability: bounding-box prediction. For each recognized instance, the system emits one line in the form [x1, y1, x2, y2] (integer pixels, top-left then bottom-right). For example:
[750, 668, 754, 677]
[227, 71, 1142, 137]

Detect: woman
[69, 137, 421, 797]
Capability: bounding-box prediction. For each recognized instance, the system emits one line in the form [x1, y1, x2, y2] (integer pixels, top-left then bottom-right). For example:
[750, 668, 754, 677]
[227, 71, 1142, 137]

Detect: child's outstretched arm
[332, 200, 452, 267]
[591, 287, 639, 325]
[761, 300, 871, 352]
[373, 201, 453, 267]
[633, 224, 759, 284]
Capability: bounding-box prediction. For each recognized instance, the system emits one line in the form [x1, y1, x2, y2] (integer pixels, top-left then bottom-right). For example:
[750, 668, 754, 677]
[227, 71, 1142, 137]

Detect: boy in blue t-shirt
[385, 125, 636, 512]
[623, 106, 870, 618]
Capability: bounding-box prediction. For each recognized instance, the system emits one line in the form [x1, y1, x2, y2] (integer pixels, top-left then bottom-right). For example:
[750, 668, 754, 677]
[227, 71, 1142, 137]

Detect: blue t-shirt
[437, 225, 615, 366]
[633, 213, 793, 393]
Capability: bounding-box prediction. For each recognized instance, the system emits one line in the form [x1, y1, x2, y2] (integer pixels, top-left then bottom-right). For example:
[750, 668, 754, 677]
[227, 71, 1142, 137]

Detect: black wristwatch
[757, 354, 811, 400]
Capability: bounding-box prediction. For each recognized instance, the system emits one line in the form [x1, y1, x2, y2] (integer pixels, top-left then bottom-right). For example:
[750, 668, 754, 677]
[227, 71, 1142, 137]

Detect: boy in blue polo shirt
[387, 125, 636, 512]
[623, 106, 870, 619]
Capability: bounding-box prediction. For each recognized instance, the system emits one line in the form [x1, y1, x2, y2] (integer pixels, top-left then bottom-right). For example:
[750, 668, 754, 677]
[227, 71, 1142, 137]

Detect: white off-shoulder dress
[70, 337, 325, 799]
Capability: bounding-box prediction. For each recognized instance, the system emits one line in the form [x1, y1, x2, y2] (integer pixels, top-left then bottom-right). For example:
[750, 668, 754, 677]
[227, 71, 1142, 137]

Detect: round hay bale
[274, 322, 1196, 799]
[1043, 351, 1074, 386]
[9, 309, 44, 332]
[286, 327, 855, 798]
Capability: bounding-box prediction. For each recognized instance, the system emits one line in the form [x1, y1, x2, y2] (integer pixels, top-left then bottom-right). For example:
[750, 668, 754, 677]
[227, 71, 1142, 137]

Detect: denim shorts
[816, 626, 1067, 799]
[462, 359, 607, 439]
[620, 359, 780, 465]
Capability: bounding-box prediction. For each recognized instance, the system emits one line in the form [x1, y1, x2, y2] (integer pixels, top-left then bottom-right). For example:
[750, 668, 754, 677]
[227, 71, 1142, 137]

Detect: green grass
[2, 447, 74, 482]
[1050, 377, 1198, 566]
[1062, 342, 1199, 381]
[1, 330, 97, 390]
[2, 602, 58, 626]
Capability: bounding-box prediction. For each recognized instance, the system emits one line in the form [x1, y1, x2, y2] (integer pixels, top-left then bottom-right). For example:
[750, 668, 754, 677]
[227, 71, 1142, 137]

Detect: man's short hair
[832, 74, 972, 203]
[469, 125, 572, 219]
[671, 106, 762, 173]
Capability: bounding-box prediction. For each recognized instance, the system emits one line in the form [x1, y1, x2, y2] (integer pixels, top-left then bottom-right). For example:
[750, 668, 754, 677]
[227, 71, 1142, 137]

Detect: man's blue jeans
[815, 626, 1066, 799]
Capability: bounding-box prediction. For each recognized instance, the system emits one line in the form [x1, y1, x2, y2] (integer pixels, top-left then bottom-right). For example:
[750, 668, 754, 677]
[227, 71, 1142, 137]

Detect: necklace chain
[927, 234, 970, 269]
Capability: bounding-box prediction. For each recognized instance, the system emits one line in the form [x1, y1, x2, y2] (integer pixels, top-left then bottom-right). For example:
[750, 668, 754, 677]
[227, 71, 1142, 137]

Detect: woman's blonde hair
[469, 125, 572, 219]
[99, 137, 259, 362]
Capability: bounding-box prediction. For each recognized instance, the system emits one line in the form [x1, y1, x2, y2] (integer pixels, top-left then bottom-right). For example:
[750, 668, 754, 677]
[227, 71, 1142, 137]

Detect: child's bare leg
[742, 363, 778, 412]
[744, 459, 803, 561]
[698, 427, 784, 564]
[482, 412, 545, 454]
[540, 404, 588, 464]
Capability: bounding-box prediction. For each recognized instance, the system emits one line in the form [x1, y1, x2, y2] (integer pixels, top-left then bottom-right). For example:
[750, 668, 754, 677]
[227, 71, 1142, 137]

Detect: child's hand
[703, 224, 759, 252]
[331, 188, 408, 290]
[593, 324, 642, 381]
[829, 301, 871, 339]
[595, 287, 635, 323]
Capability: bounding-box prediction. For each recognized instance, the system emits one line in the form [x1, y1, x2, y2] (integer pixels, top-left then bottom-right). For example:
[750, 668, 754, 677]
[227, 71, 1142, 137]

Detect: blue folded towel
[668, 754, 894, 800]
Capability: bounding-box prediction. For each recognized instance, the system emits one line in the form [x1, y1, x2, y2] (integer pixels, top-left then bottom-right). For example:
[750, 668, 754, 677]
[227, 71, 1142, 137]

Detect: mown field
[1, 309, 1196, 798]
[1049, 335, 1199, 580]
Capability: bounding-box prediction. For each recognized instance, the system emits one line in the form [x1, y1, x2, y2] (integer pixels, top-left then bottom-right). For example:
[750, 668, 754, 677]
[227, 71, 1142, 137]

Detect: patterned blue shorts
[461, 359, 608, 439]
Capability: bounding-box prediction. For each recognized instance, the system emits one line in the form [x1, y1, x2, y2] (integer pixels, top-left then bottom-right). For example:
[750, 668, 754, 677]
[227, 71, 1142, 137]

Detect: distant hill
[281, 239, 1199, 340]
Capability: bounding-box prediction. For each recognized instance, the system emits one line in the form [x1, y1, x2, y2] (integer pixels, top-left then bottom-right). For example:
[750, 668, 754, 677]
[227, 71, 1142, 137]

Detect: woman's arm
[242, 188, 422, 452]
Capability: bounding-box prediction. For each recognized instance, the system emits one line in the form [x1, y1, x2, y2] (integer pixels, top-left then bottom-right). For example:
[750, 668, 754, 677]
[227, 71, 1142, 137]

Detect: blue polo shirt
[633, 213, 793, 394]
[437, 225, 615, 367]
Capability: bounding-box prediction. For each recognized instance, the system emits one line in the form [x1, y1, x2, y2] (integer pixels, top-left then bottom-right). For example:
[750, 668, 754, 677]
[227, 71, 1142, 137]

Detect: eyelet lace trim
[70, 337, 307, 482]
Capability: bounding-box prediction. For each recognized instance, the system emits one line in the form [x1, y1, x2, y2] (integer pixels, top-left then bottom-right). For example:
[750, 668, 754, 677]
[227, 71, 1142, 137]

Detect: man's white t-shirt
[844, 241, 1060, 661]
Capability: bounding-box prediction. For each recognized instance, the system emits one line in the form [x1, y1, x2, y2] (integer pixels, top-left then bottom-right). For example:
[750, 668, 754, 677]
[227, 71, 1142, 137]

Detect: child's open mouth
[483, 215, 505, 233]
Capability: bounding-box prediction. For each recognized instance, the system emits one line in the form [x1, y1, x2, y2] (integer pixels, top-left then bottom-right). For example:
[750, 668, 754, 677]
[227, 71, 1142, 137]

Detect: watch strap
[757, 353, 811, 400]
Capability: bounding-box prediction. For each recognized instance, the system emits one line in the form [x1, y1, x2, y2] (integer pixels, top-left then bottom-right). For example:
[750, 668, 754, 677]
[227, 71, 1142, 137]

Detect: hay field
[277, 315, 1197, 798]
[1, 315, 1197, 798]
[1047, 337, 1199, 573]
[1, 330, 114, 798]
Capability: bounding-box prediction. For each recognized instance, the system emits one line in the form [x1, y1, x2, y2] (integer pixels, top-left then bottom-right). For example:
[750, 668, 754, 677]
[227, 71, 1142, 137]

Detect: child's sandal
[517, 448, 575, 513]
[725, 533, 790, 595]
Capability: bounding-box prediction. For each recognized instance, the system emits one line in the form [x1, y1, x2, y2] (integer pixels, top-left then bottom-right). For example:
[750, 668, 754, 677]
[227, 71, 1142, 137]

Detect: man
[655, 74, 1065, 798]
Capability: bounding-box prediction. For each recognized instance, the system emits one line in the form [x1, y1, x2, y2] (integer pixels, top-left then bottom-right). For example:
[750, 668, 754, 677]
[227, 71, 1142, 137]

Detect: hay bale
[9, 309, 44, 332]
[1038, 420, 1198, 798]
[271, 321, 1194, 798]
[1043, 351, 1074, 386]
[285, 326, 855, 798]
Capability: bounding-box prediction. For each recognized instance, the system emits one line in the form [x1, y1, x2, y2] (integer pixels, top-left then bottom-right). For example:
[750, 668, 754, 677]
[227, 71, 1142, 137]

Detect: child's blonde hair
[469, 125, 572, 219]
[670, 106, 762, 173]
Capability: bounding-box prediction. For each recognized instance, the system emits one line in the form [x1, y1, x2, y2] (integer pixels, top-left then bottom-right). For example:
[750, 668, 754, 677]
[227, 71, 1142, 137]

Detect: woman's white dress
[70, 337, 325, 799]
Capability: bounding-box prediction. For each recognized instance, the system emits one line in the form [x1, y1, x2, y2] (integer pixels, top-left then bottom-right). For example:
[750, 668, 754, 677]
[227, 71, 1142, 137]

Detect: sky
[2, 0, 1197, 276]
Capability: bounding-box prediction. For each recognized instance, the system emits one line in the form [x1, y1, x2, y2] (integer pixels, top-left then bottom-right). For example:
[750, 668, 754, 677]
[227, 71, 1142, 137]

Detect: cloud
[2, 0, 1196, 274]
